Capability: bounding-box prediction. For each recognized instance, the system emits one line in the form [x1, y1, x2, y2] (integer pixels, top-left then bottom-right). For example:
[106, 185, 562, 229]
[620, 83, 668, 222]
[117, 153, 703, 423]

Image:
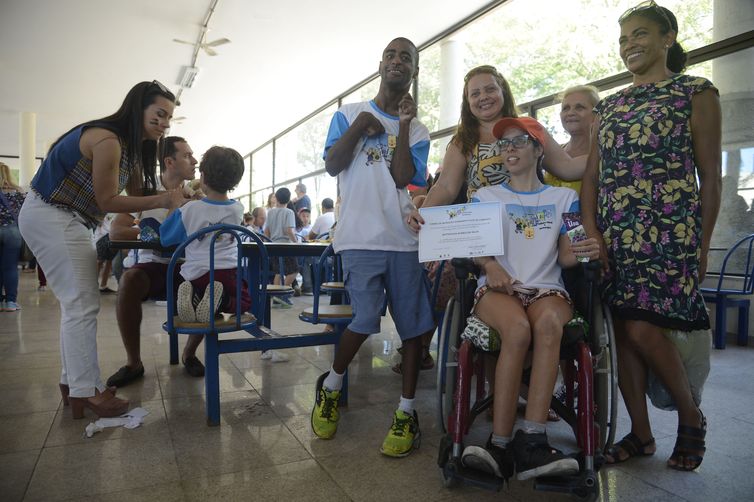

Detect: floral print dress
[594, 75, 716, 331]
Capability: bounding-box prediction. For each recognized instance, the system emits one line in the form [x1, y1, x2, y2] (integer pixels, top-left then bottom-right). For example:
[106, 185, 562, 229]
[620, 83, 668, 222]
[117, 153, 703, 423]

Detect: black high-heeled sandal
[668, 410, 706, 471]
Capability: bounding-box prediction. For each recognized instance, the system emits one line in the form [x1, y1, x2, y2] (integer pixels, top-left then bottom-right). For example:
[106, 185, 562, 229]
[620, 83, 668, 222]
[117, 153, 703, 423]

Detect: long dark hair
[48, 81, 176, 194]
[621, 4, 687, 73]
[453, 65, 518, 157]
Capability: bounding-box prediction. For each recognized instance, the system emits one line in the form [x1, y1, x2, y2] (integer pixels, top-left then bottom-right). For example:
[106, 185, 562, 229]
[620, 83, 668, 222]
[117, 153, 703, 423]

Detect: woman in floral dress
[581, 2, 721, 471]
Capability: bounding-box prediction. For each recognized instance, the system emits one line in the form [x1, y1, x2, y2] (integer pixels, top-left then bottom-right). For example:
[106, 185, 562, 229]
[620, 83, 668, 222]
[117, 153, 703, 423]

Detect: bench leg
[205, 333, 221, 426]
[737, 303, 750, 346]
[713, 299, 727, 349]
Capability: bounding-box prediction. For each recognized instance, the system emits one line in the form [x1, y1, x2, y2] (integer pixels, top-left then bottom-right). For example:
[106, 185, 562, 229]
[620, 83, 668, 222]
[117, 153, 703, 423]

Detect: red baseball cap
[492, 116, 547, 146]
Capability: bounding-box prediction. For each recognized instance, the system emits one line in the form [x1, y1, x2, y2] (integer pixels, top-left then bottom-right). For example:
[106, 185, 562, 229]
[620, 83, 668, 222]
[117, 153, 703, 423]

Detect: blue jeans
[0, 224, 22, 302]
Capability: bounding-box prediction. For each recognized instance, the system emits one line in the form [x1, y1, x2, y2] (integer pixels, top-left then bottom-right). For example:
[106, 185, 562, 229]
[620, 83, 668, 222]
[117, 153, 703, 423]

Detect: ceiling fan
[172, 37, 231, 56]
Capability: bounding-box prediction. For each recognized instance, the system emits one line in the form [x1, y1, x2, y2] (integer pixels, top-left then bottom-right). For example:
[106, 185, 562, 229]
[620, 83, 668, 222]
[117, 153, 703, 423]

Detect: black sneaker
[106, 364, 145, 388]
[511, 430, 579, 481]
[461, 435, 514, 480]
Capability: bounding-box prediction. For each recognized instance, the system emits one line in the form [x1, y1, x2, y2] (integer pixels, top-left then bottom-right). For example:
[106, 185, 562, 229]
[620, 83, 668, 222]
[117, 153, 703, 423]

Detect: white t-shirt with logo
[159, 198, 244, 281]
[472, 184, 579, 292]
[323, 100, 430, 253]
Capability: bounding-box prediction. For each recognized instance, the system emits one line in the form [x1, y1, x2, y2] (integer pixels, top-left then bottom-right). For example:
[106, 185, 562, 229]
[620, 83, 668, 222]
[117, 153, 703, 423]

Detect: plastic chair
[702, 233, 754, 349]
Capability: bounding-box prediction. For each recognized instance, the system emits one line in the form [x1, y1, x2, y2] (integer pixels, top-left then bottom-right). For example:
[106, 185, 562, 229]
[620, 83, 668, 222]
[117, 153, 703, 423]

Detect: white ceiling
[0, 0, 495, 162]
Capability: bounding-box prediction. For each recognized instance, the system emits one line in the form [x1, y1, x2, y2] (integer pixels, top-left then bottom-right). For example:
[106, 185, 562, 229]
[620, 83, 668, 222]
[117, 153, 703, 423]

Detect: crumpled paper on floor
[84, 407, 149, 438]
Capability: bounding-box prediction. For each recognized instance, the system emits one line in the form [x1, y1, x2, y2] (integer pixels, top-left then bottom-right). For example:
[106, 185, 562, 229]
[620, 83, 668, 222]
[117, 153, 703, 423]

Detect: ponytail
[667, 41, 687, 73]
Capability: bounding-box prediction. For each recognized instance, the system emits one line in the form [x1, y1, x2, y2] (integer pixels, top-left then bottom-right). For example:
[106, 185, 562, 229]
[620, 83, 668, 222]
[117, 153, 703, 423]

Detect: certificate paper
[418, 202, 503, 263]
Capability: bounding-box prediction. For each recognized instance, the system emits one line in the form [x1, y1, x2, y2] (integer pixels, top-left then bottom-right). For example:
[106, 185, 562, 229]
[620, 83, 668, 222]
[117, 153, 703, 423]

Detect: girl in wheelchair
[460, 117, 600, 482]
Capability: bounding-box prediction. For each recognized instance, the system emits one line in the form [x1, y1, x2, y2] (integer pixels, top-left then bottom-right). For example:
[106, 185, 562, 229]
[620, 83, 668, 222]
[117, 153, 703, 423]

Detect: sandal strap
[677, 424, 706, 439]
[608, 432, 654, 457]
[673, 436, 706, 452]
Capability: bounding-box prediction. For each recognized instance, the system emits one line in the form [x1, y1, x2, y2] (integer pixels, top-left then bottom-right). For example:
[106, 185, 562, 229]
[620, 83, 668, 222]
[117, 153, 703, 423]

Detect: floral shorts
[473, 285, 570, 310]
[460, 285, 571, 352]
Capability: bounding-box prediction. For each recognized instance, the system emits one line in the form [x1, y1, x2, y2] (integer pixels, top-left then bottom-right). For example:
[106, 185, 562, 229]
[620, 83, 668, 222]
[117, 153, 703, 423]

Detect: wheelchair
[436, 258, 618, 499]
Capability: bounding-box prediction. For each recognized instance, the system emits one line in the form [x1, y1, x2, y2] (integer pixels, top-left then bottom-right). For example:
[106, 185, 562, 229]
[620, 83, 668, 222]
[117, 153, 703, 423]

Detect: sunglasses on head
[618, 0, 672, 29]
[150, 80, 176, 99]
[498, 134, 531, 150]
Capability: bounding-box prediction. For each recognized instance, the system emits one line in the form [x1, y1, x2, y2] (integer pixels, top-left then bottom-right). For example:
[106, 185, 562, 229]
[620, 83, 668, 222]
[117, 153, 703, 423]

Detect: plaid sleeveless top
[31, 125, 138, 228]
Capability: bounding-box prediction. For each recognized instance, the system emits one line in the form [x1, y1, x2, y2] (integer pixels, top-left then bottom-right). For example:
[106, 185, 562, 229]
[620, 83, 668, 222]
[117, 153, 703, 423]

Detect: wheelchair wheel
[436, 296, 462, 434]
[592, 300, 618, 450]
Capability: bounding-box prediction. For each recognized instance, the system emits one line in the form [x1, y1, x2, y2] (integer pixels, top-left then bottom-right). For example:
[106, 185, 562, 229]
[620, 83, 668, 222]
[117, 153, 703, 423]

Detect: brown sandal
[668, 410, 706, 471]
[605, 432, 655, 464]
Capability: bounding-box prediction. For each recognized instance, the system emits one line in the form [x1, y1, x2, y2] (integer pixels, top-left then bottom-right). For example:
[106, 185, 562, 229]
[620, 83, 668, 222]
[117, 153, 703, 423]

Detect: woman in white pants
[19, 81, 188, 419]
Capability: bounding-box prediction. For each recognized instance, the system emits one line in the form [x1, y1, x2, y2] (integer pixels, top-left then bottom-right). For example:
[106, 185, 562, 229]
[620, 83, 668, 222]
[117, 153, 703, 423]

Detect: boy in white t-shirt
[160, 146, 250, 324]
[310, 38, 435, 458]
[459, 117, 600, 482]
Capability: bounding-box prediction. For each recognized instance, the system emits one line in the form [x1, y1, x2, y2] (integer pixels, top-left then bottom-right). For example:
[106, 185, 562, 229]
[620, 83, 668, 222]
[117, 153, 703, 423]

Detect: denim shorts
[340, 249, 435, 340]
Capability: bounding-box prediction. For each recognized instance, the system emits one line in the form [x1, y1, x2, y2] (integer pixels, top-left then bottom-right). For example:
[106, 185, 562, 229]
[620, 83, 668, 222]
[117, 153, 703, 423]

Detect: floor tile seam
[23, 406, 60, 501]
[731, 415, 754, 426]
[55, 478, 185, 502]
[310, 456, 356, 502]
[613, 464, 695, 501]
[0, 407, 61, 418]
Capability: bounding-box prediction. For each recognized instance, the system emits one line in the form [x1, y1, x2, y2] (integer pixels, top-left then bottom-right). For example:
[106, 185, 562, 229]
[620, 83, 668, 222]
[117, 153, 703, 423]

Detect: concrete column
[438, 37, 464, 130]
[18, 112, 37, 187]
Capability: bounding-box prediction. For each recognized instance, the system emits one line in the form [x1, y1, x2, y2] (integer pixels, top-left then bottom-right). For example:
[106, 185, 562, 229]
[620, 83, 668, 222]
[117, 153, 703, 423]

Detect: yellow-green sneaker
[311, 372, 341, 439]
[380, 409, 421, 457]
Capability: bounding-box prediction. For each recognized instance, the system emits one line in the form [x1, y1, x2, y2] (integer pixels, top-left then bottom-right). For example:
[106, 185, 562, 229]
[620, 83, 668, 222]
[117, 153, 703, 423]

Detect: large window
[244, 0, 752, 276]
[274, 104, 336, 186]
[251, 143, 273, 194]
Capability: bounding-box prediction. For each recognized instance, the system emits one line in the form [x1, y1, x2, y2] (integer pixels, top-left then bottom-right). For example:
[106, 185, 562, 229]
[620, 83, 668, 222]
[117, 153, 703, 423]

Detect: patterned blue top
[0, 189, 25, 226]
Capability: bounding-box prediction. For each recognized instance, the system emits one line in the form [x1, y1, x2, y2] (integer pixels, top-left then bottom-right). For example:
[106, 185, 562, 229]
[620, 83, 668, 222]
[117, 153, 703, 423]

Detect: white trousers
[19, 192, 104, 397]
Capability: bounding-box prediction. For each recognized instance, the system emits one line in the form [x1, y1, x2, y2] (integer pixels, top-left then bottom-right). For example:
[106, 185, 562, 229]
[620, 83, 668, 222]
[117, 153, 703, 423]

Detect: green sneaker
[311, 372, 340, 439]
[380, 409, 421, 457]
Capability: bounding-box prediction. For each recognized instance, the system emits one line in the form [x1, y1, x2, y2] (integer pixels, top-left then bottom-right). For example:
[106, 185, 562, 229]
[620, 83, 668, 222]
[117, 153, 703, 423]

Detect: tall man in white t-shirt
[310, 37, 435, 458]
[106, 137, 204, 387]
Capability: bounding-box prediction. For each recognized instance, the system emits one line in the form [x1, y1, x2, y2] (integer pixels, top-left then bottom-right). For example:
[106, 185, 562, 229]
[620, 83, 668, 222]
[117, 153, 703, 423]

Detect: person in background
[308, 197, 336, 240]
[295, 207, 314, 295]
[0, 162, 25, 312]
[296, 207, 312, 241]
[246, 207, 266, 234]
[107, 136, 203, 386]
[265, 187, 299, 300]
[266, 192, 277, 210]
[581, 2, 721, 471]
[293, 183, 311, 213]
[543, 84, 600, 192]
[94, 214, 116, 293]
[18, 80, 188, 419]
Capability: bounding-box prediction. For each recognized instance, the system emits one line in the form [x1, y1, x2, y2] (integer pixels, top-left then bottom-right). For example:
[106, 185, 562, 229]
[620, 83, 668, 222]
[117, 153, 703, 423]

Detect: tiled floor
[2, 271, 753, 501]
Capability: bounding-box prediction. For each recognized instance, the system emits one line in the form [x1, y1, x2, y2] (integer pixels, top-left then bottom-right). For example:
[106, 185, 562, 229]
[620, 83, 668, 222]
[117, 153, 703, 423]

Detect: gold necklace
[510, 186, 542, 240]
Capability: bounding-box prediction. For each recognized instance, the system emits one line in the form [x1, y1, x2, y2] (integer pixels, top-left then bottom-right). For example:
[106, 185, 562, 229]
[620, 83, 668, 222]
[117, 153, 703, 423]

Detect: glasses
[498, 134, 530, 150]
[151, 80, 176, 99]
[618, 0, 672, 29]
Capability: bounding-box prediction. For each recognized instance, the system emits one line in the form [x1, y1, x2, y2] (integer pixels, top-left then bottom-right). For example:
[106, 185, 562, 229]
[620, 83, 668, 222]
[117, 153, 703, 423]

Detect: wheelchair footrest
[443, 462, 505, 491]
[533, 470, 598, 496]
